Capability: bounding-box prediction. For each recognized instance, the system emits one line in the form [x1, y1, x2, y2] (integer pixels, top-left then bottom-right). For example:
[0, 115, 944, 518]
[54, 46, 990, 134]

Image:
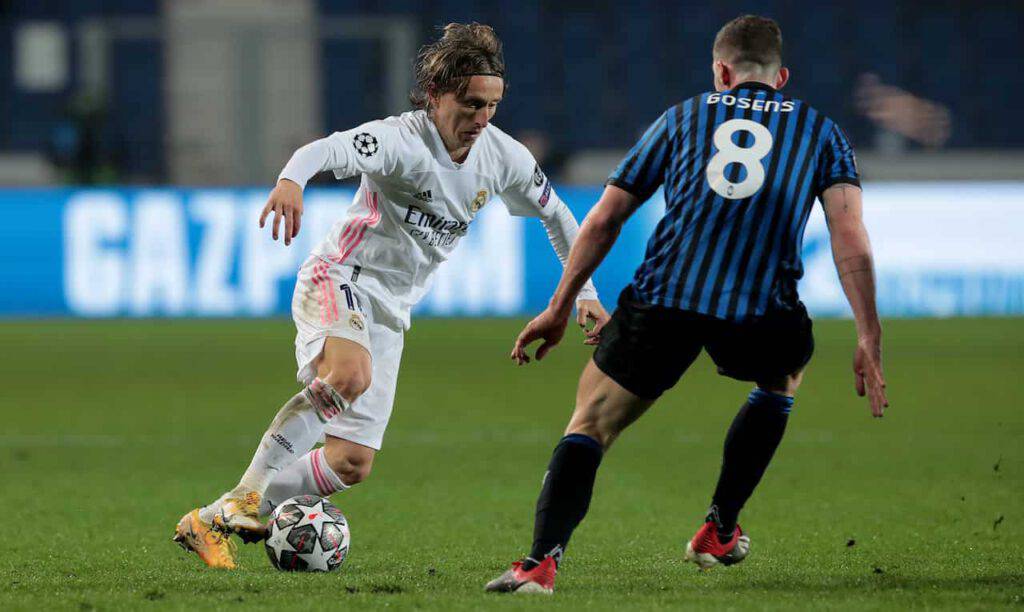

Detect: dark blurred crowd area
[0, 0, 1016, 184]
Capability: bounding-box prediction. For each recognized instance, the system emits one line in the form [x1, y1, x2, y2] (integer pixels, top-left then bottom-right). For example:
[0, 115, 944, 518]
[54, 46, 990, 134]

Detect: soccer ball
[264, 495, 350, 572]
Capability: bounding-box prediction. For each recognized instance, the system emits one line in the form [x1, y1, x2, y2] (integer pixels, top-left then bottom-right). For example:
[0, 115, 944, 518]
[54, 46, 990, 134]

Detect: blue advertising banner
[1, 183, 1023, 318]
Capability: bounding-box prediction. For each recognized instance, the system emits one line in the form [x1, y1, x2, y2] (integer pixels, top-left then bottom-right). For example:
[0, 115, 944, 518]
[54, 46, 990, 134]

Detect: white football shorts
[292, 256, 404, 450]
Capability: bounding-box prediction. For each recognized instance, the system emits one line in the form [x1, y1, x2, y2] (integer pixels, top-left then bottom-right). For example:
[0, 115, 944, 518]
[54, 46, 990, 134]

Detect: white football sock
[260, 447, 350, 515]
[198, 492, 231, 524]
[229, 378, 348, 499]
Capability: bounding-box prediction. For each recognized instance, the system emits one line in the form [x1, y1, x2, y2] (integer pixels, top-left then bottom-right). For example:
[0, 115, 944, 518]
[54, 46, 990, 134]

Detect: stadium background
[1, 1, 1023, 317]
[1, 2, 1022, 609]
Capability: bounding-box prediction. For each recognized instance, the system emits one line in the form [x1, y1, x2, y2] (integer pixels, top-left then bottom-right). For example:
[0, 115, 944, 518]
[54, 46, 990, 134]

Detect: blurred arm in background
[517, 129, 569, 181]
[821, 183, 888, 417]
[855, 72, 952, 151]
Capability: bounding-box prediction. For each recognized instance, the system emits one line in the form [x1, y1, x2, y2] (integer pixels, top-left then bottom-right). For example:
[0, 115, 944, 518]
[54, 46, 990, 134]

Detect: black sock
[527, 434, 604, 567]
[709, 388, 793, 540]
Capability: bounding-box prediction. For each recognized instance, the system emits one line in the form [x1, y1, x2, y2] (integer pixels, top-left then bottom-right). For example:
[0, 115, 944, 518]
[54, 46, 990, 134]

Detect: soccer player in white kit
[173, 23, 608, 569]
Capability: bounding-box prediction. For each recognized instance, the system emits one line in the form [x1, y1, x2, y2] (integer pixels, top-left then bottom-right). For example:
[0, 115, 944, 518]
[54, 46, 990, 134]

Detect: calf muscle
[565, 360, 654, 449]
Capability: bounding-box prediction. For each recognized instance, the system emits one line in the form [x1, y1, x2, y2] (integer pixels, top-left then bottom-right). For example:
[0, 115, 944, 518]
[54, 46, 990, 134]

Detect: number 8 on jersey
[706, 119, 774, 200]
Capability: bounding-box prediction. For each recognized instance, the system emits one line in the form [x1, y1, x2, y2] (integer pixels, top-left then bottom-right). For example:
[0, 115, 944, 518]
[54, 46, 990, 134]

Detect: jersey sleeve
[816, 123, 861, 196]
[606, 111, 670, 202]
[278, 120, 400, 189]
[498, 141, 598, 301]
[498, 142, 559, 219]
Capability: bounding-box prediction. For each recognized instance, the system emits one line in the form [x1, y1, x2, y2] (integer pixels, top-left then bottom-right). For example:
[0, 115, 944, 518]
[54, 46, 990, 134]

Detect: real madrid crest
[349, 313, 365, 331]
[470, 189, 488, 213]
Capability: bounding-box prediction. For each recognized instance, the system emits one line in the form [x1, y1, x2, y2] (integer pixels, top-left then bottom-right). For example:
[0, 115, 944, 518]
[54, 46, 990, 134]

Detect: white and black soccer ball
[265, 495, 350, 572]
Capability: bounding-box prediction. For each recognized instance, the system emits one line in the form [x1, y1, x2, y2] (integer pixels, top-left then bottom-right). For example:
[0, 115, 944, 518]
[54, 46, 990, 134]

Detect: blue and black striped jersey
[608, 82, 859, 320]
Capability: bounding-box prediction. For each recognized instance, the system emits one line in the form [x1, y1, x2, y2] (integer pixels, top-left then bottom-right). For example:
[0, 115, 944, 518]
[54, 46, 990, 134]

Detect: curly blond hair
[410, 22, 506, 111]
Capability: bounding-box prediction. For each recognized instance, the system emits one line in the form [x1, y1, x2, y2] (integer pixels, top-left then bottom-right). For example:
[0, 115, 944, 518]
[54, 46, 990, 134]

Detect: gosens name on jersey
[608, 81, 860, 321]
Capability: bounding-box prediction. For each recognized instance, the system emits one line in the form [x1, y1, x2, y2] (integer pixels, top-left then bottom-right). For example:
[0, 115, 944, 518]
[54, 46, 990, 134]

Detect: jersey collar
[731, 81, 777, 93]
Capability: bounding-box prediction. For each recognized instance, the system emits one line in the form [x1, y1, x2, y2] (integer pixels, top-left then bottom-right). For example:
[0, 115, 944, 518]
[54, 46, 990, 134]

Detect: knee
[334, 459, 372, 485]
[565, 423, 613, 449]
[565, 399, 616, 449]
[321, 363, 372, 402]
[757, 370, 804, 397]
[323, 444, 374, 485]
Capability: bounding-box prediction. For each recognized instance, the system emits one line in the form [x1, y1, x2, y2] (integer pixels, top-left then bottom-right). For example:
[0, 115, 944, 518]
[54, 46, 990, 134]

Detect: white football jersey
[280, 110, 596, 329]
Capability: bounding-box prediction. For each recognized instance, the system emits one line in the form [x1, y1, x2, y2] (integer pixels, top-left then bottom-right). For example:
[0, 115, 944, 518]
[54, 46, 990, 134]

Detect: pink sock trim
[310, 448, 333, 496]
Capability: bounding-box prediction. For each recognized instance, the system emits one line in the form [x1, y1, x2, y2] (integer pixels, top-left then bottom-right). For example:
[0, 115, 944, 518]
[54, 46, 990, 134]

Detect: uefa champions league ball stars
[264, 496, 350, 572]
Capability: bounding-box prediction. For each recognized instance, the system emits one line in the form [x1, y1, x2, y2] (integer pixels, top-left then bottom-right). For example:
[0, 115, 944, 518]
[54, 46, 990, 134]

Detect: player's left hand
[853, 333, 888, 418]
[575, 299, 609, 346]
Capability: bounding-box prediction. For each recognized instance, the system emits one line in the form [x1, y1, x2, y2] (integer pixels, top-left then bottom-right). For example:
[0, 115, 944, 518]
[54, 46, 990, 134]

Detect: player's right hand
[259, 179, 304, 246]
[853, 334, 888, 418]
[511, 307, 569, 365]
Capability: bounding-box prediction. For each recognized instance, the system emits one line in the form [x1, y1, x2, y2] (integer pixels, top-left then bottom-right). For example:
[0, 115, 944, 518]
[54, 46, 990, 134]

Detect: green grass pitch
[1, 318, 1021, 610]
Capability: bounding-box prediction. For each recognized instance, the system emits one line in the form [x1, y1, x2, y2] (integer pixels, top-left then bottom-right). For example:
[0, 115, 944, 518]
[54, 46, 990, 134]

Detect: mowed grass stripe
[0, 318, 1021, 610]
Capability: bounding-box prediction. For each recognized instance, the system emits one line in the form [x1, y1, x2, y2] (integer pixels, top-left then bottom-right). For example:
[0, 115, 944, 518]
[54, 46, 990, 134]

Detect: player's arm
[821, 183, 888, 417]
[498, 148, 606, 340]
[260, 123, 396, 245]
[511, 111, 669, 364]
[537, 195, 606, 339]
[546, 185, 637, 318]
[511, 185, 639, 363]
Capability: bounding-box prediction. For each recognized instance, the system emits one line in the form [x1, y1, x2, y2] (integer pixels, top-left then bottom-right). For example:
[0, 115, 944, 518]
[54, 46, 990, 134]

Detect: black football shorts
[593, 286, 814, 400]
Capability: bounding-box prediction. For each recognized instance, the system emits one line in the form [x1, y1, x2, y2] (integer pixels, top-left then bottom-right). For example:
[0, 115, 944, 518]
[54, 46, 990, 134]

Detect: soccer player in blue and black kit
[487, 15, 889, 593]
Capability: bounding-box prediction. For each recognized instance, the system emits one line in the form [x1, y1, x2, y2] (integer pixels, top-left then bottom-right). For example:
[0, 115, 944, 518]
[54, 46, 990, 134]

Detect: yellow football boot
[212, 491, 266, 543]
[172, 509, 238, 569]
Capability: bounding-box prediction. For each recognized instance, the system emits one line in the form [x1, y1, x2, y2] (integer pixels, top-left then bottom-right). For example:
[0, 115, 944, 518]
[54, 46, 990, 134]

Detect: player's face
[431, 75, 504, 151]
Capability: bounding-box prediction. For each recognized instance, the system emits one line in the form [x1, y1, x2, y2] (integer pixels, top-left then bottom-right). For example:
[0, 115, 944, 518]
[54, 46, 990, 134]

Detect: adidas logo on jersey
[413, 190, 433, 202]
